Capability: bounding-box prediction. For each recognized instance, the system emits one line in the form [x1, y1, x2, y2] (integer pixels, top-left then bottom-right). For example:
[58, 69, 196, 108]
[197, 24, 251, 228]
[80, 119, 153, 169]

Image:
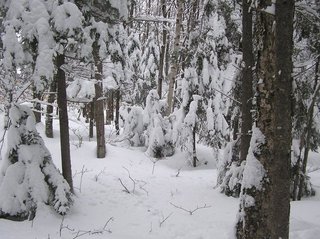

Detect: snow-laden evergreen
[144, 90, 174, 158]
[0, 104, 72, 220]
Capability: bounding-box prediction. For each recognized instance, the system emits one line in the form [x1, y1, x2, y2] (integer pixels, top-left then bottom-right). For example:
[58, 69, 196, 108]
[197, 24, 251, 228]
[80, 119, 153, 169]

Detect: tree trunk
[236, 1, 294, 238]
[45, 79, 57, 138]
[297, 56, 320, 200]
[239, 0, 253, 163]
[93, 37, 106, 158]
[30, 39, 42, 123]
[115, 89, 121, 135]
[192, 126, 197, 167]
[89, 102, 94, 139]
[158, 0, 167, 98]
[106, 91, 114, 125]
[166, 0, 183, 116]
[56, 53, 74, 193]
[33, 89, 42, 123]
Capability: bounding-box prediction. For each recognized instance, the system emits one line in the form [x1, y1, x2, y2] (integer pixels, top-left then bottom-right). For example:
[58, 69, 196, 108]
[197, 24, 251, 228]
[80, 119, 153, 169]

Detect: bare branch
[159, 212, 173, 227]
[118, 178, 131, 194]
[170, 202, 211, 215]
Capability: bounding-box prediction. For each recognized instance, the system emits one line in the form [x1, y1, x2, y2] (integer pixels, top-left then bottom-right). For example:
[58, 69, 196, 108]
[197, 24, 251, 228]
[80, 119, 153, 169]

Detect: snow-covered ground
[1, 113, 320, 239]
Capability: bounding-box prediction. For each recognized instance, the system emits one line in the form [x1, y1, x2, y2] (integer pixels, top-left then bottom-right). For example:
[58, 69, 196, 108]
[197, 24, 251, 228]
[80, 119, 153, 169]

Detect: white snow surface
[0, 113, 320, 239]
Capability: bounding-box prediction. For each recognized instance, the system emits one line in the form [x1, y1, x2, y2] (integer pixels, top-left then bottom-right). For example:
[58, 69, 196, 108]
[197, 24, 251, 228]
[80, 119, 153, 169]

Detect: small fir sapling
[144, 90, 174, 158]
[0, 104, 72, 220]
[118, 105, 145, 146]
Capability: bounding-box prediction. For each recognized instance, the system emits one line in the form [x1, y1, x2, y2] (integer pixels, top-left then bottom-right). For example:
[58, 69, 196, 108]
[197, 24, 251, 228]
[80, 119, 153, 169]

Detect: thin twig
[123, 167, 136, 193]
[169, 202, 211, 215]
[118, 178, 130, 194]
[159, 212, 173, 227]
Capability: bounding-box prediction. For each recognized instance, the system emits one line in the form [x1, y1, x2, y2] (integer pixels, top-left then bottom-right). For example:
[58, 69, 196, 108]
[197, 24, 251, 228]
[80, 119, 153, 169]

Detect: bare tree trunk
[56, 53, 74, 193]
[158, 0, 168, 98]
[33, 89, 42, 123]
[115, 89, 120, 135]
[106, 91, 114, 125]
[236, 0, 294, 238]
[166, 0, 183, 116]
[93, 37, 106, 158]
[30, 39, 42, 123]
[239, 0, 253, 163]
[89, 102, 94, 139]
[192, 126, 197, 167]
[297, 56, 320, 200]
[45, 79, 57, 138]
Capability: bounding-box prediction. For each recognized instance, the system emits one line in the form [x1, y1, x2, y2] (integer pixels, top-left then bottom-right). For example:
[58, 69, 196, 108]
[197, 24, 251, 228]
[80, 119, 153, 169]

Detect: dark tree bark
[236, 1, 294, 238]
[93, 37, 106, 158]
[294, 56, 320, 200]
[89, 102, 94, 139]
[33, 89, 42, 123]
[106, 91, 114, 125]
[115, 89, 120, 135]
[158, 0, 168, 98]
[45, 79, 57, 138]
[30, 39, 42, 123]
[56, 53, 74, 193]
[239, 0, 253, 163]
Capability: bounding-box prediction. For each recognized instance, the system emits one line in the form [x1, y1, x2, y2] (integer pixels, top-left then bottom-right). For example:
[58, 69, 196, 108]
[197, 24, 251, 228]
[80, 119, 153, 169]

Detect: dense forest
[0, 0, 320, 238]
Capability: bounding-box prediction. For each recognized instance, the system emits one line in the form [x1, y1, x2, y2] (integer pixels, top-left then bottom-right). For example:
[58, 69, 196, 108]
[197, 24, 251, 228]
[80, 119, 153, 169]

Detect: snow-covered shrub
[118, 105, 145, 146]
[0, 104, 72, 220]
[144, 90, 174, 158]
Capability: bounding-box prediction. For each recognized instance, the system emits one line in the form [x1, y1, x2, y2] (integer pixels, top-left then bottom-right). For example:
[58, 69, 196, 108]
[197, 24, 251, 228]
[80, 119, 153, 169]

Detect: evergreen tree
[0, 104, 72, 221]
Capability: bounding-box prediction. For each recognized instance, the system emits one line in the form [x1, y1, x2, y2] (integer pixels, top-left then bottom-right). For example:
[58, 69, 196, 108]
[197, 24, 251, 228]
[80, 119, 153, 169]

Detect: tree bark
[93, 37, 106, 158]
[239, 0, 253, 163]
[236, 1, 294, 238]
[45, 79, 57, 138]
[33, 89, 42, 123]
[166, 0, 183, 115]
[158, 0, 167, 98]
[115, 89, 120, 135]
[297, 56, 320, 200]
[106, 91, 114, 125]
[56, 53, 74, 193]
[89, 102, 94, 139]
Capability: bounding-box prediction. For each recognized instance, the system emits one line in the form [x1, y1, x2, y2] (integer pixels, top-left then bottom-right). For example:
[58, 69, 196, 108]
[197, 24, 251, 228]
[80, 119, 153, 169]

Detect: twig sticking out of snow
[59, 216, 114, 238]
[169, 202, 211, 215]
[73, 165, 91, 193]
[93, 167, 106, 182]
[159, 212, 173, 227]
[118, 178, 131, 194]
[175, 167, 182, 177]
[123, 167, 136, 193]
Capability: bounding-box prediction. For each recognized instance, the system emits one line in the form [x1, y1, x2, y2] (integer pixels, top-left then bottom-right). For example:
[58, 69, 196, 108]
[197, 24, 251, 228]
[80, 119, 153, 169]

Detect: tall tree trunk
[93, 37, 106, 158]
[115, 89, 120, 135]
[30, 39, 42, 123]
[89, 102, 94, 139]
[106, 91, 114, 125]
[56, 53, 74, 193]
[158, 0, 167, 98]
[45, 79, 57, 138]
[239, 0, 253, 163]
[33, 89, 42, 123]
[296, 56, 320, 200]
[236, 1, 294, 238]
[192, 126, 197, 167]
[166, 0, 183, 116]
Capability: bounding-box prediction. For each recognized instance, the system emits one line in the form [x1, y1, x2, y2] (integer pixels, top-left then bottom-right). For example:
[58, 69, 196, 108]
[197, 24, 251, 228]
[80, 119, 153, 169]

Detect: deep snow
[0, 112, 320, 239]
